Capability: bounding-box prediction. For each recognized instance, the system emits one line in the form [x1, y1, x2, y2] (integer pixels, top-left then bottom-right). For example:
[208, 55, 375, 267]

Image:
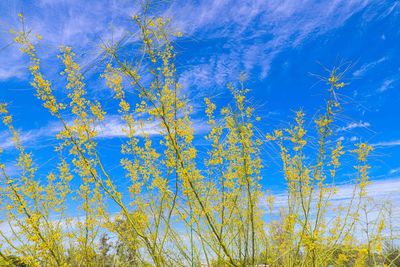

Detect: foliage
[0, 3, 398, 267]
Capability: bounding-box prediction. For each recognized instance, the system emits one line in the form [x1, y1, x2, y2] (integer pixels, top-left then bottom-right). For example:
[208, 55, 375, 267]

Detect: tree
[0, 2, 397, 266]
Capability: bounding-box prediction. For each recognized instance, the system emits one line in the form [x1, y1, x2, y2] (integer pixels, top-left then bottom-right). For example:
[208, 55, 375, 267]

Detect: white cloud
[350, 136, 359, 142]
[372, 139, 400, 148]
[0, 0, 383, 86]
[337, 121, 370, 132]
[0, 115, 209, 150]
[336, 136, 345, 142]
[0, 121, 60, 150]
[95, 116, 209, 139]
[378, 79, 395, 92]
[353, 56, 387, 77]
[0, 0, 138, 81]
[95, 116, 162, 138]
[262, 177, 400, 231]
[0, 62, 26, 80]
[170, 0, 376, 88]
[389, 168, 400, 175]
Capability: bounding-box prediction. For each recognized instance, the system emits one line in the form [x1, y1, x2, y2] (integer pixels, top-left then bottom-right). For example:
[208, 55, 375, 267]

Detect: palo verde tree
[0, 2, 398, 267]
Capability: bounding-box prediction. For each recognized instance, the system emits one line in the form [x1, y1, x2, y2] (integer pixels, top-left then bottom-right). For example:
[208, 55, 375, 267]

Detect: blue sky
[0, 0, 400, 210]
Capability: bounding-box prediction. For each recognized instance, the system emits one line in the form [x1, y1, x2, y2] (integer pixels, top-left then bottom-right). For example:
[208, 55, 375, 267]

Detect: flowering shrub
[0, 5, 398, 267]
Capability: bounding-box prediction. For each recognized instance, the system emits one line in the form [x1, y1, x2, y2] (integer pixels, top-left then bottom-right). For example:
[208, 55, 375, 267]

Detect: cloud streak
[0, 0, 381, 86]
[262, 177, 400, 230]
[353, 57, 387, 77]
[0, 115, 209, 150]
[170, 0, 377, 89]
[372, 139, 400, 148]
[378, 79, 395, 92]
[337, 121, 371, 132]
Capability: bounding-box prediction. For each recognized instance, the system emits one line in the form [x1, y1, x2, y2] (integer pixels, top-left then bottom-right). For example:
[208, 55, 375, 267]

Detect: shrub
[0, 3, 398, 267]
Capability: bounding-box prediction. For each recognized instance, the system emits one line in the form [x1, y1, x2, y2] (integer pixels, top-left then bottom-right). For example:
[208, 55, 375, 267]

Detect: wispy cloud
[0, 121, 60, 150]
[0, 0, 381, 86]
[350, 136, 359, 142]
[0, 0, 138, 81]
[171, 0, 376, 88]
[337, 121, 370, 132]
[372, 139, 400, 148]
[378, 79, 395, 92]
[389, 168, 400, 175]
[0, 115, 209, 150]
[353, 56, 387, 77]
[95, 116, 209, 139]
[262, 178, 400, 228]
[0, 57, 27, 80]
